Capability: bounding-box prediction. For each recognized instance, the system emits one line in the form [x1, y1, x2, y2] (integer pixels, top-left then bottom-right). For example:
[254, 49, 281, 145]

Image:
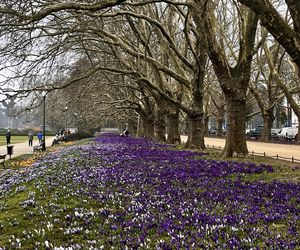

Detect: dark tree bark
[135, 93, 155, 138]
[211, 94, 226, 136]
[185, 113, 205, 149]
[204, 115, 209, 136]
[217, 118, 224, 136]
[166, 110, 181, 144]
[155, 102, 167, 142]
[222, 85, 249, 157]
[260, 110, 275, 141]
[139, 114, 155, 138]
[184, 48, 207, 149]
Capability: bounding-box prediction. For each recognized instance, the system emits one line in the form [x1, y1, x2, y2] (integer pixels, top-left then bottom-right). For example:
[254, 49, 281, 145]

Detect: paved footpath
[181, 136, 300, 162]
[0, 136, 55, 159]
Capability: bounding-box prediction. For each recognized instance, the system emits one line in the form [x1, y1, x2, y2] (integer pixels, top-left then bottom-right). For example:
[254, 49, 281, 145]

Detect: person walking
[28, 131, 34, 147]
[5, 129, 11, 145]
[37, 131, 43, 144]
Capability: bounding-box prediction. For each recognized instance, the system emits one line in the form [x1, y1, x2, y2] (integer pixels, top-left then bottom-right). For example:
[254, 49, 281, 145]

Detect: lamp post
[64, 106, 68, 140]
[42, 93, 47, 151]
[287, 104, 292, 127]
[74, 112, 78, 131]
[65, 106, 68, 131]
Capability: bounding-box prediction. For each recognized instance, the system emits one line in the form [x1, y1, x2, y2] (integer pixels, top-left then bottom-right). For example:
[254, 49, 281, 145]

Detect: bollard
[6, 145, 14, 159]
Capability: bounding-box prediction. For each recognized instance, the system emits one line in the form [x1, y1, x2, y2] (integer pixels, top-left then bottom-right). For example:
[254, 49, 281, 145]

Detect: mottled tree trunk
[136, 115, 143, 137]
[217, 118, 224, 136]
[155, 107, 166, 142]
[260, 110, 274, 142]
[275, 107, 281, 128]
[204, 115, 209, 136]
[222, 95, 248, 157]
[127, 118, 137, 137]
[138, 115, 155, 138]
[167, 111, 181, 144]
[185, 114, 205, 149]
[184, 51, 206, 149]
[143, 116, 155, 138]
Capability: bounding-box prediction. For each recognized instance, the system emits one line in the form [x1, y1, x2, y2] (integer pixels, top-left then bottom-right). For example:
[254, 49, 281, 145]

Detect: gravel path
[0, 136, 55, 159]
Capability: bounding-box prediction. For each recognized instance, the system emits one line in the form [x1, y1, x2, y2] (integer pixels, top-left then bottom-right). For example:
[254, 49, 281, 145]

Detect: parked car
[277, 127, 298, 141]
[286, 127, 298, 140]
[208, 129, 217, 135]
[271, 128, 281, 140]
[278, 127, 289, 140]
[246, 126, 263, 139]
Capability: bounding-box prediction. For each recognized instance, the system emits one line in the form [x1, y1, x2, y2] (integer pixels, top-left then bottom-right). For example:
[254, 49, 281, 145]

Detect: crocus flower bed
[0, 133, 299, 249]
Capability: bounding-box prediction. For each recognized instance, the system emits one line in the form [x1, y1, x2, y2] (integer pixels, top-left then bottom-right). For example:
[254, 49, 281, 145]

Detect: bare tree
[263, 44, 300, 143]
[248, 41, 287, 142]
[0, 0, 128, 119]
[92, 3, 209, 148]
[191, 0, 259, 157]
[237, 0, 300, 75]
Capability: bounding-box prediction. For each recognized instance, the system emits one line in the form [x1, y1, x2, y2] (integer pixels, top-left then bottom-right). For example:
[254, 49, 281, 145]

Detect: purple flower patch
[0, 133, 299, 249]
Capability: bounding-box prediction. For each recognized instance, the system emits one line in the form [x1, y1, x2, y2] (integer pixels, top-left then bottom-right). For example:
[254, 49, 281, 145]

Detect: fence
[206, 144, 300, 163]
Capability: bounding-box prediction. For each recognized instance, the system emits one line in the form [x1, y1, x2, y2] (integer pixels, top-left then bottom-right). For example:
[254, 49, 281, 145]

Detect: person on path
[5, 129, 11, 145]
[123, 129, 129, 136]
[52, 134, 59, 146]
[28, 131, 34, 147]
[37, 131, 43, 144]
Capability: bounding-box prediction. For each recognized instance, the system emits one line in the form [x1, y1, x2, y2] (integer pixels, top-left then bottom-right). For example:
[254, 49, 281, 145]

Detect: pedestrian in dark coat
[28, 131, 34, 147]
[6, 129, 11, 145]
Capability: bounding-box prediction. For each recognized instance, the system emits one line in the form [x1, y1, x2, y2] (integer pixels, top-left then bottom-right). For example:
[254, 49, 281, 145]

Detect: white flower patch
[15, 186, 27, 193]
[64, 227, 83, 235]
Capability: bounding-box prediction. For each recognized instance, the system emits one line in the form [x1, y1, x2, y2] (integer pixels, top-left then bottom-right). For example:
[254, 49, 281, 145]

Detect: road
[0, 136, 55, 159]
[181, 136, 300, 161]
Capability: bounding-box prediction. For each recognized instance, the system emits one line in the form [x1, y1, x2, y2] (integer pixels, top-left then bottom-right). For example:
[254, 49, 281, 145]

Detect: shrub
[67, 130, 94, 141]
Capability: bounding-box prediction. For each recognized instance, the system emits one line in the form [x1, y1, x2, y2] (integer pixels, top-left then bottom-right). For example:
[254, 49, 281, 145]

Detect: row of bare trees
[0, 0, 299, 157]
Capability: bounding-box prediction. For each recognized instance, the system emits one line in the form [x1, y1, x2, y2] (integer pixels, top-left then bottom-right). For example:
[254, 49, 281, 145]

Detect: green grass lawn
[0, 136, 29, 146]
[177, 145, 300, 182]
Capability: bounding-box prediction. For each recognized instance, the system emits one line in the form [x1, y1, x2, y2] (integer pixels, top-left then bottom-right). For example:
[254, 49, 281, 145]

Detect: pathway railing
[206, 144, 300, 163]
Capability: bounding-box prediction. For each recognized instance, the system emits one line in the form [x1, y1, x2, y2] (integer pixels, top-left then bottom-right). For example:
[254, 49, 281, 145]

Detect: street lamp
[42, 92, 47, 151]
[65, 106, 68, 131]
[64, 106, 69, 140]
[74, 112, 78, 130]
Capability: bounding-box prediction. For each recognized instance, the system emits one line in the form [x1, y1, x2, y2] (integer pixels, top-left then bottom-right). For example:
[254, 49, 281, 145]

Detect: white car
[271, 128, 281, 139]
[286, 127, 298, 140]
[278, 127, 298, 140]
